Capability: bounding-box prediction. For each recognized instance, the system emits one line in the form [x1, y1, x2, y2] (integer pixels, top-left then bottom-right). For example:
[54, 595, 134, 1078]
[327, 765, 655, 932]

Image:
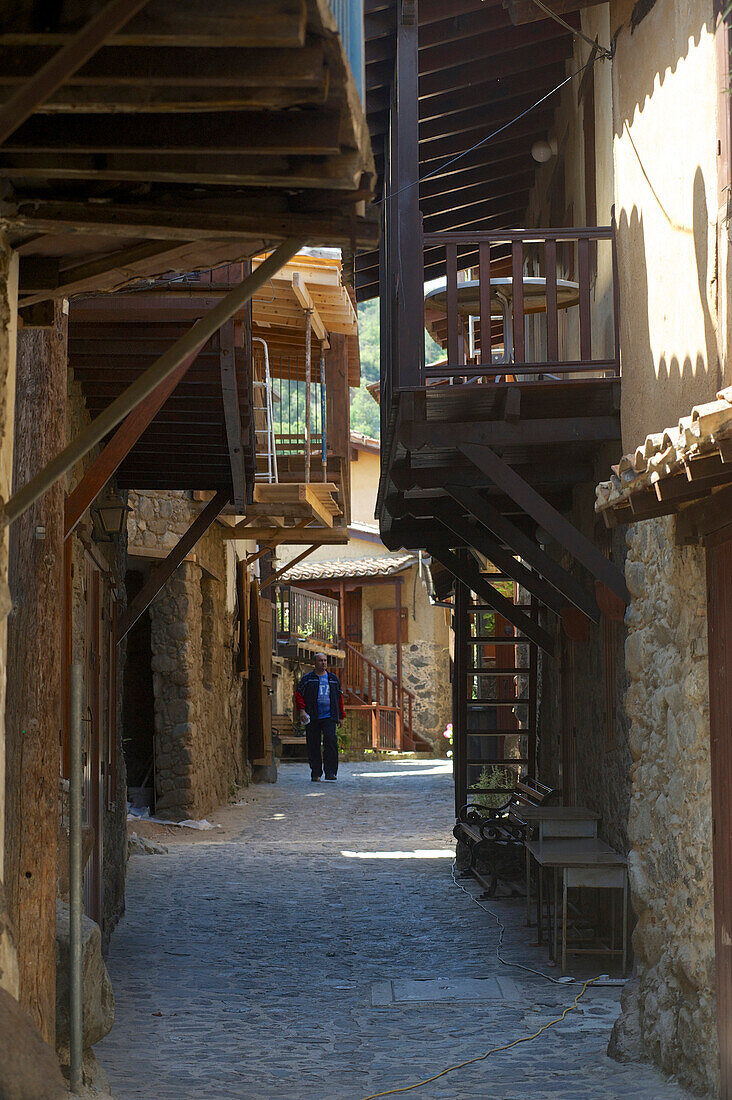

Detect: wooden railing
[275, 586, 339, 649]
[420, 225, 620, 383]
[343, 641, 414, 750]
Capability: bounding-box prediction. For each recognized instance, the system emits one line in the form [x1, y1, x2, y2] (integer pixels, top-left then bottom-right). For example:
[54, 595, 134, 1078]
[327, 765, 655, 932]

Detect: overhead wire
[378, 55, 604, 210]
[527, 0, 613, 59]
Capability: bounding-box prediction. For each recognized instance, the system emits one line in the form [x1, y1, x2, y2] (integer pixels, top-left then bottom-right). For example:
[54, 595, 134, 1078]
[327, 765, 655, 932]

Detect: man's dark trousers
[306, 717, 338, 778]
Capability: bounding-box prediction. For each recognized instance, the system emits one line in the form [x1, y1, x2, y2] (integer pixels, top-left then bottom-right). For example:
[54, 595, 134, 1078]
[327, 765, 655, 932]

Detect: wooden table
[525, 837, 628, 974]
[520, 807, 599, 926]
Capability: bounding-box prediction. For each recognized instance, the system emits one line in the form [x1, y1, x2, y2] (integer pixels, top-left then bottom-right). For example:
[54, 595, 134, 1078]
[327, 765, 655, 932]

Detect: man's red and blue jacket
[295, 669, 346, 721]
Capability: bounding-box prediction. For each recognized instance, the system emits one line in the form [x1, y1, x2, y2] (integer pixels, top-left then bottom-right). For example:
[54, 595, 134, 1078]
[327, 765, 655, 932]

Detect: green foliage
[472, 765, 511, 810]
[352, 298, 444, 439]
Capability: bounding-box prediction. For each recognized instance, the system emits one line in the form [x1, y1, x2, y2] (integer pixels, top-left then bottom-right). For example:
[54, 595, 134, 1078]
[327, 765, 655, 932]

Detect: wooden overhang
[0, 0, 377, 313]
[355, 0, 585, 299]
[252, 252, 360, 385]
[378, 376, 627, 627]
[67, 290, 256, 507]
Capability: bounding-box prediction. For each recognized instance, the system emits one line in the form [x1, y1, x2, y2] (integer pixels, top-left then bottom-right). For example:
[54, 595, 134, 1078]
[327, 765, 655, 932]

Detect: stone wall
[128, 491, 246, 820]
[615, 515, 716, 1097]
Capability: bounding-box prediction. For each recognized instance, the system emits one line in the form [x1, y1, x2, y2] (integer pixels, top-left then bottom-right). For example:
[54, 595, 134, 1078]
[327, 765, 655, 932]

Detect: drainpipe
[69, 663, 84, 1093]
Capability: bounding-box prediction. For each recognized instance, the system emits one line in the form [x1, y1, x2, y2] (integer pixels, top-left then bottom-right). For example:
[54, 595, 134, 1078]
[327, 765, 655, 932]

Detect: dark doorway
[122, 569, 155, 809]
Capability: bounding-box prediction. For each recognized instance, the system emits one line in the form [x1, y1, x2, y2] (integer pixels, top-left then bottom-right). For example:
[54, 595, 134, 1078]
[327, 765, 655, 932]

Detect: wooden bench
[272, 714, 305, 746]
[453, 777, 561, 896]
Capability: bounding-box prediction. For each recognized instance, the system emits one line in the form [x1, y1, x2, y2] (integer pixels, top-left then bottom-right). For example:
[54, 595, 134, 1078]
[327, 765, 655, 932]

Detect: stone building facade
[125, 491, 248, 822]
[619, 516, 715, 1095]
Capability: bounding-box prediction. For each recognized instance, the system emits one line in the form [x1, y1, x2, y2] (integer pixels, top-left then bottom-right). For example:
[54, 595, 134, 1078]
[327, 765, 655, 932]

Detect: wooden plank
[0, 41, 326, 88]
[394, 4, 423, 388]
[1, 0, 307, 49]
[302, 485, 334, 528]
[506, 0, 607, 24]
[479, 242, 492, 363]
[577, 237, 592, 361]
[259, 544, 317, 592]
[676, 485, 732, 544]
[447, 483, 600, 621]
[512, 240, 525, 363]
[219, 319, 246, 510]
[8, 109, 342, 154]
[545, 238, 558, 362]
[222, 524, 348, 543]
[459, 443, 630, 602]
[64, 349, 201, 539]
[0, 0, 153, 147]
[431, 543, 554, 653]
[434, 506, 567, 615]
[291, 273, 328, 342]
[446, 243, 459, 367]
[0, 150, 363, 191]
[403, 415, 621, 450]
[9, 201, 378, 249]
[117, 489, 229, 641]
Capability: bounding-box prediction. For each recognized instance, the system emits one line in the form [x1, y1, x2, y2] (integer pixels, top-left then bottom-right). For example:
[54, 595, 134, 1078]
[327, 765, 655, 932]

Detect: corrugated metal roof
[286, 552, 417, 582]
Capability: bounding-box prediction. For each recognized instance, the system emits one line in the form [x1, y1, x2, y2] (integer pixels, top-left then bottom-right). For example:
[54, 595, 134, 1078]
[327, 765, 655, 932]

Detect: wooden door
[345, 588, 362, 647]
[707, 525, 732, 1096]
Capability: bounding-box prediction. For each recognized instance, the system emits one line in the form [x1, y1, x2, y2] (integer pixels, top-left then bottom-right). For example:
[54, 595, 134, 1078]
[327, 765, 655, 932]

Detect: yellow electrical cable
[359, 977, 598, 1100]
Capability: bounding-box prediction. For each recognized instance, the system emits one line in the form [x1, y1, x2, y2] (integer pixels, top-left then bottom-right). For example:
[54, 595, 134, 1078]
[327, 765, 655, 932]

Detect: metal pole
[69, 663, 84, 1093]
[3, 238, 303, 527]
[304, 310, 312, 484]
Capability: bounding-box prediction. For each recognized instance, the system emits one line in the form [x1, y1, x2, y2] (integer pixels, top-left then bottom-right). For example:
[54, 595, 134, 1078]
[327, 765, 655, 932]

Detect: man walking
[295, 652, 345, 782]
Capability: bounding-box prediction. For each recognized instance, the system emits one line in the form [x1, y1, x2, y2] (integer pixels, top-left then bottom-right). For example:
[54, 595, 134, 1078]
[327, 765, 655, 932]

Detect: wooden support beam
[504, 0, 607, 26]
[20, 240, 192, 306]
[429, 542, 555, 653]
[6, 237, 303, 529]
[219, 319, 246, 510]
[459, 444, 629, 603]
[117, 489, 229, 641]
[2, 0, 307, 49]
[223, 524, 347, 543]
[291, 273, 328, 342]
[7, 109, 341, 155]
[64, 350, 199, 539]
[259, 544, 317, 592]
[447, 484, 600, 622]
[0, 0, 152, 147]
[402, 416, 621, 450]
[433, 506, 566, 616]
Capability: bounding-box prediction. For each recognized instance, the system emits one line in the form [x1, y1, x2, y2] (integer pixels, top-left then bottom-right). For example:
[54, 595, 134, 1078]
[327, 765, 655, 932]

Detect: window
[373, 607, 409, 645]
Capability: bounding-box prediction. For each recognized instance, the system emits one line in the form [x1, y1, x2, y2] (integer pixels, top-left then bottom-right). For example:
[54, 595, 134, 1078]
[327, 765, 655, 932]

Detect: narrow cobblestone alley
[98, 762, 693, 1100]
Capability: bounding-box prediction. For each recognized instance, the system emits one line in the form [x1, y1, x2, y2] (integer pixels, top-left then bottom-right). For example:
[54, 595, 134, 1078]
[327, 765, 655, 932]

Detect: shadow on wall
[693, 164, 722, 394]
[611, 1, 713, 137]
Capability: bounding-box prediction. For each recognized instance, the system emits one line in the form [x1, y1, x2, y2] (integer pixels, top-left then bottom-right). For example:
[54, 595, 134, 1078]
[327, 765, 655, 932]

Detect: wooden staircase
[343, 642, 432, 752]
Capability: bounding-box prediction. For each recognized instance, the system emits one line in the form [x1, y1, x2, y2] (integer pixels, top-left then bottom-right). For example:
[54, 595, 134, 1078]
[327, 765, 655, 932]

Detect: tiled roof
[595, 386, 732, 517]
[285, 552, 417, 582]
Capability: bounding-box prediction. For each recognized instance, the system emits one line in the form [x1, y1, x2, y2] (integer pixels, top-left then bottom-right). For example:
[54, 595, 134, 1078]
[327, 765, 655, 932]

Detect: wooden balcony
[377, 225, 628, 636]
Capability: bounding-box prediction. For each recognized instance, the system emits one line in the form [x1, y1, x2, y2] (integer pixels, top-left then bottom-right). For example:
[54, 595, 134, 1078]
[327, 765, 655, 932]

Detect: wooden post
[325, 335, 350, 522]
[393, 0, 422, 388]
[5, 301, 66, 1042]
[394, 577, 403, 750]
[371, 704, 379, 750]
[304, 309, 312, 484]
[453, 568, 469, 817]
[339, 579, 346, 650]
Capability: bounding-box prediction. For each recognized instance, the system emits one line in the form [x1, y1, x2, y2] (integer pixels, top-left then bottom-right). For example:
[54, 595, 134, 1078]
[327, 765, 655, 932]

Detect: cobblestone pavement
[98, 760, 694, 1100]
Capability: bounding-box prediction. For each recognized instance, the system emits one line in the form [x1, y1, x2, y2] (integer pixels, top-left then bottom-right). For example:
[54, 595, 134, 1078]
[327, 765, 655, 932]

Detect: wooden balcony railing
[418, 225, 620, 387]
[275, 586, 340, 649]
[343, 641, 414, 751]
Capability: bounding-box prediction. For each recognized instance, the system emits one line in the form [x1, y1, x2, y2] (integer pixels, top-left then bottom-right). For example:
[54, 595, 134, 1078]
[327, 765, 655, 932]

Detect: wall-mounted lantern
[90, 489, 129, 543]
